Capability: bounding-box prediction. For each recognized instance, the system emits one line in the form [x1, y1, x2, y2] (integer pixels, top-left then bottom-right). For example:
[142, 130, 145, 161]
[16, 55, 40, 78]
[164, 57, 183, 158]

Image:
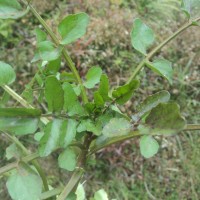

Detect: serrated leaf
[58, 148, 77, 171]
[6, 163, 42, 200]
[94, 189, 109, 200]
[0, 108, 40, 135]
[58, 12, 90, 45]
[102, 118, 131, 138]
[63, 82, 86, 116]
[0, 61, 16, 86]
[39, 119, 63, 157]
[131, 18, 155, 55]
[146, 59, 173, 84]
[45, 76, 64, 112]
[112, 79, 139, 105]
[132, 90, 170, 122]
[140, 135, 159, 158]
[98, 74, 110, 101]
[0, 0, 28, 19]
[77, 119, 101, 136]
[139, 102, 186, 135]
[38, 41, 62, 61]
[84, 67, 102, 89]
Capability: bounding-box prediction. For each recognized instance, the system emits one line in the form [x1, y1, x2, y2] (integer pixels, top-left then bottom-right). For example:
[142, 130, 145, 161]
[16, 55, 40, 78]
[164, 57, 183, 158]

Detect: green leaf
[84, 67, 102, 89]
[63, 82, 86, 116]
[140, 135, 159, 158]
[181, 0, 200, 19]
[6, 163, 42, 200]
[58, 12, 90, 45]
[102, 118, 131, 138]
[38, 41, 62, 61]
[94, 189, 109, 200]
[59, 119, 78, 148]
[39, 119, 77, 156]
[77, 119, 101, 136]
[34, 132, 44, 142]
[58, 148, 77, 171]
[39, 119, 63, 157]
[131, 18, 155, 55]
[76, 184, 86, 200]
[146, 59, 173, 84]
[0, 108, 40, 135]
[0, 117, 39, 135]
[112, 79, 139, 105]
[35, 28, 47, 43]
[132, 91, 170, 122]
[6, 144, 23, 160]
[0, 0, 27, 19]
[45, 57, 61, 75]
[45, 76, 64, 112]
[0, 61, 16, 86]
[97, 74, 110, 101]
[139, 102, 186, 135]
[60, 72, 76, 83]
[0, 108, 41, 117]
[94, 91, 104, 107]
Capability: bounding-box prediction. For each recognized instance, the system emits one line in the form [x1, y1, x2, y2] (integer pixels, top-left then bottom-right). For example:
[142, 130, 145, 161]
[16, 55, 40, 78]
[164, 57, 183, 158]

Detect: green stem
[2, 85, 49, 125]
[185, 124, 200, 130]
[41, 187, 63, 200]
[0, 152, 39, 175]
[56, 169, 84, 200]
[3, 132, 49, 192]
[128, 16, 200, 82]
[24, 2, 88, 104]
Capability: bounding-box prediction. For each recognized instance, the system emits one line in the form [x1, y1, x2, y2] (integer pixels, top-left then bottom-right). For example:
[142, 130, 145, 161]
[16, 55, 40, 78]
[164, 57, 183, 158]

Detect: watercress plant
[0, 0, 200, 199]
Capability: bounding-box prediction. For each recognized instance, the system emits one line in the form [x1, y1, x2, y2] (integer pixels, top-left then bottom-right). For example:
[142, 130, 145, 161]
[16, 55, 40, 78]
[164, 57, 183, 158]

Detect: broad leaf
[77, 119, 101, 136]
[0, 0, 27, 19]
[131, 18, 154, 55]
[84, 67, 102, 89]
[39, 119, 77, 156]
[97, 74, 110, 101]
[6, 144, 23, 160]
[63, 82, 86, 116]
[112, 79, 139, 105]
[0, 108, 40, 135]
[6, 163, 42, 200]
[0, 108, 41, 117]
[45, 76, 64, 112]
[139, 102, 186, 135]
[39, 119, 63, 157]
[0, 61, 16, 86]
[58, 12, 90, 45]
[76, 184, 86, 200]
[45, 57, 61, 75]
[140, 135, 159, 158]
[35, 28, 47, 43]
[146, 59, 173, 84]
[58, 148, 77, 171]
[59, 119, 78, 148]
[38, 41, 62, 61]
[94, 189, 109, 200]
[102, 118, 131, 138]
[94, 91, 104, 107]
[132, 90, 170, 122]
